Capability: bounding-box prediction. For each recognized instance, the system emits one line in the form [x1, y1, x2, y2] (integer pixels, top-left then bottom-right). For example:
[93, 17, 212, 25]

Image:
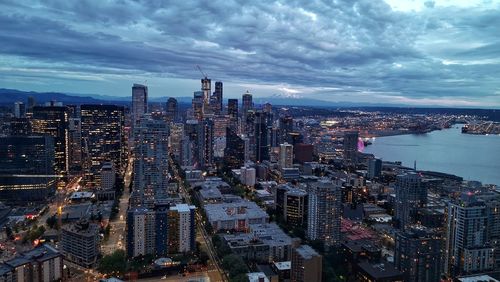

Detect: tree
[46, 215, 57, 229]
[98, 250, 127, 276]
[222, 254, 248, 279]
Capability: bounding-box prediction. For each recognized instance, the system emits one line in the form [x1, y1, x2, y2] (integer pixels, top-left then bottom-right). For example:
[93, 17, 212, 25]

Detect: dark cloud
[0, 0, 499, 106]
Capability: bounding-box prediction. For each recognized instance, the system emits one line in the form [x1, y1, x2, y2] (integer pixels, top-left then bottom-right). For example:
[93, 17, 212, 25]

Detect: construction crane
[196, 65, 208, 78]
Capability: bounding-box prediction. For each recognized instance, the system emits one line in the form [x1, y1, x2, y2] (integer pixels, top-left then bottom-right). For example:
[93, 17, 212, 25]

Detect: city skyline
[1, 1, 500, 108]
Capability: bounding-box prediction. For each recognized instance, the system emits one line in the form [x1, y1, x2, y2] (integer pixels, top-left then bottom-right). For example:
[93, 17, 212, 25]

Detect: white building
[279, 143, 293, 169]
[240, 166, 256, 186]
[169, 204, 196, 253]
[132, 83, 148, 126]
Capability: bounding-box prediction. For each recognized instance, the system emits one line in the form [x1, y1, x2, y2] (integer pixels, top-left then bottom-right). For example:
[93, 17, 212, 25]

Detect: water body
[364, 125, 500, 186]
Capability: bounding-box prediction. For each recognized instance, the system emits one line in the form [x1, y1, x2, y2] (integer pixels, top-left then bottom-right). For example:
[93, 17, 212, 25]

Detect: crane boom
[196, 65, 208, 78]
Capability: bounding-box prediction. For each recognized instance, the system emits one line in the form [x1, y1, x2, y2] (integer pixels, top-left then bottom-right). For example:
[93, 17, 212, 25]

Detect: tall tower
[242, 91, 253, 118]
[395, 173, 426, 229]
[201, 77, 211, 114]
[343, 131, 359, 165]
[166, 97, 178, 122]
[132, 84, 148, 126]
[279, 116, 294, 144]
[445, 193, 493, 276]
[213, 81, 223, 115]
[228, 99, 239, 132]
[279, 142, 294, 169]
[307, 179, 342, 247]
[254, 111, 270, 163]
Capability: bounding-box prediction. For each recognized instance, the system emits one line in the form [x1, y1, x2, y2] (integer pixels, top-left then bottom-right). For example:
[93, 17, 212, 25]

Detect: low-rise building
[61, 220, 101, 268]
[204, 200, 269, 232]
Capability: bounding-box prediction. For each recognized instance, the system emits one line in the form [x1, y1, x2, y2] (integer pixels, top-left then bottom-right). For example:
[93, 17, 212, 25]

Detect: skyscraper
[395, 173, 427, 229]
[166, 97, 178, 122]
[279, 115, 293, 144]
[242, 91, 253, 118]
[68, 117, 82, 173]
[394, 226, 442, 282]
[31, 105, 69, 174]
[227, 98, 239, 132]
[445, 193, 494, 277]
[27, 96, 36, 112]
[168, 204, 196, 253]
[254, 111, 270, 163]
[192, 91, 204, 121]
[201, 77, 211, 113]
[14, 102, 26, 118]
[202, 118, 214, 169]
[279, 142, 294, 169]
[224, 127, 246, 169]
[212, 81, 223, 115]
[81, 105, 125, 185]
[343, 131, 359, 164]
[307, 179, 342, 246]
[132, 117, 169, 203]
[291, 245, 322, 282]
[132, 83, 148, 126]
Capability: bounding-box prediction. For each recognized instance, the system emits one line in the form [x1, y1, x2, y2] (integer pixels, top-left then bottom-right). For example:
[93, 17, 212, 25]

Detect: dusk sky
[1, 0, 500, 107]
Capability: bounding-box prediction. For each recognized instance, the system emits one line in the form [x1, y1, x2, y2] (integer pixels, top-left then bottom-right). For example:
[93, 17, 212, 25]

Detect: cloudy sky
[1, 0, 499, 107]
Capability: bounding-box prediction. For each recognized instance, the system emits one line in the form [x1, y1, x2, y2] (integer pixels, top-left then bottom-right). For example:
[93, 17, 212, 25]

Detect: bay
[364, 125, 500, 186]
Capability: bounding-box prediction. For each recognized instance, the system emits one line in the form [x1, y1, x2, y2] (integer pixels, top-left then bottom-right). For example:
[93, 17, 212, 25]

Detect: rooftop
[295, 245, 320, 260]
[204, 200, 269, 221]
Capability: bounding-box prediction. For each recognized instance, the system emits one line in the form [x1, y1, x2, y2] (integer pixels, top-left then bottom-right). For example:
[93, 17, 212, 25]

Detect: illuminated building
[212, 81, 223, 115]
[255, 111, 271, 162]
[279, 115, 293, 144]
[192, 91, 204, 121]
[242, 91, 253, 119]
[307, 179, 342, 246]
[395, 173, 426, 229]
[168, 204, 196, 253]
[14, 101, 25, 118]
[343, 131, 359, 165]
[201, 77, 211, 113]
[224, 127, 245, 169]
[291, 245, 322, 282]
[227, 98, 239, 131]
[165, 97, 178, 122]
[68, 117, 82, 173]
[279, 143, 293, 169]
[132, 83, 148, 126]
[80, 104, 125, 186]
[61, 220, 101, 268]
[31, 105, 69, 174]
[368, 158, 382, 179]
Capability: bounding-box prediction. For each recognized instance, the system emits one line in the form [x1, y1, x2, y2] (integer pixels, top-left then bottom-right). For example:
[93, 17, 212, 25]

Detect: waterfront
[364, 125, 500, 186]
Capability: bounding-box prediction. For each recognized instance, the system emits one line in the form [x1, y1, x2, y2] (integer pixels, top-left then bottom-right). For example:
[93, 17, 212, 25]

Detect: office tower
[192, 91, 204, 121]
[279, 115, 293, 144]
[307, 179, 342, 246]
[445, 193, 494, 277]
[0, 136, 56, 202]
[279, 142, 294, 169]
[394, 226, 442, 282]
[168, 204, 196, 253]
[477, 192, 500, 269]
[166, 97, 178, 122]
[132, 83, 148, 126]
[284, 188, 308, 228]
[212, 81, 223, 115]
[14, 101, 26, 118]
[263, 102, 272, 113]
[368, 158, 382, 179]
[9, 117, 31, 135]
[68, 117, 82, 173]
[27, 96, 36, 112]
[201, 77, 211, 113]
[291, 245, 322, 282]
[100, 162, 115, 190]
[255, 111, 270, 163]
[180, 135, 194, 167]
[228, 98, 238, 118]
[343, 131, 359, 164]
[61, 220, 101, 268]
[242, 91, 253, 118]
[80, 105, 125, 185]
[169, 123, 184, 162]
[294, 143, 314, 164]
[31, 105, 69, 174]
[184, 120, 203, 168]
[224, 127, 246, 169]
[395, 173, 427, 229]
[202, 118, 214, 169]
[132, 117, 169, 203]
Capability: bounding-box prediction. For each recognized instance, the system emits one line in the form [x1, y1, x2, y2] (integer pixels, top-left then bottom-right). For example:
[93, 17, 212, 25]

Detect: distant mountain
[0, 88, 127, 105]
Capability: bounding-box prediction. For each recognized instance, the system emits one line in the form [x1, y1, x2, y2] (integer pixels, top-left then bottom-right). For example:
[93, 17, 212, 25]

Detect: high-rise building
[27, 96, 36, 112]
[343, 131, 359, 164]
[0, 136, 56, 202]
[279, 116, 293, 144]
[168, 204, 196, 253]
[284, 188, 308, 228]
[81, 105, 125, 186]
[201, 77, 211, 113]
[31, 105, 69, 174]
[184, 119, 204, 168]
[132, 83, 148, 126]
[100, 162, 115, 190]
[255, 111, 270, 163]
[224, 127, 246, 169]
[307, 179, 342, 246]
[242, 91, 253, 118]
[279, 143, 294, 169]
[212, 81, 223, 115]
[192, 91, 204, 121]
[394, 226, 442, 282]
[368, 158, 382, 179]
[202, 118, 214, 169]
[291, 245, 322, 282]
[166, 97, 178, 123]
[476, 191, 500, 269]
[132, 117, 169, 203]
[68, 117, 82, 173]
[228, 98, 238, 118]
[445, 193, 494, 277]
[14, 101, 26, 118]
[61, 220, 101, 268]
[395, 173, 427, 229]
[169, 123, 184, 162]
[126, 208, 157, 258]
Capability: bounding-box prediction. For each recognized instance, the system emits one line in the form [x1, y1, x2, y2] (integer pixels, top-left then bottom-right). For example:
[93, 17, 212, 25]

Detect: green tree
[98, 250, 127, 276]
[222, 254, 248, 279]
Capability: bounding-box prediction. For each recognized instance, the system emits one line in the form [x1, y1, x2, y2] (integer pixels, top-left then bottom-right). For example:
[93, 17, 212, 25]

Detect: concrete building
[368, 158, 382, 179]
[204, 200, 269, 232]
[168, 204, 196, 253]
[291, 245, 322, 282]
[100, 162, 115, 190]
[394, 173, 427, 229]
[61, 220, 101, 268]
[343, 131, 358, 164]
[240, 166, 256, 187]
[279, 143, 294, 169]
[307, 179, 342, 246]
